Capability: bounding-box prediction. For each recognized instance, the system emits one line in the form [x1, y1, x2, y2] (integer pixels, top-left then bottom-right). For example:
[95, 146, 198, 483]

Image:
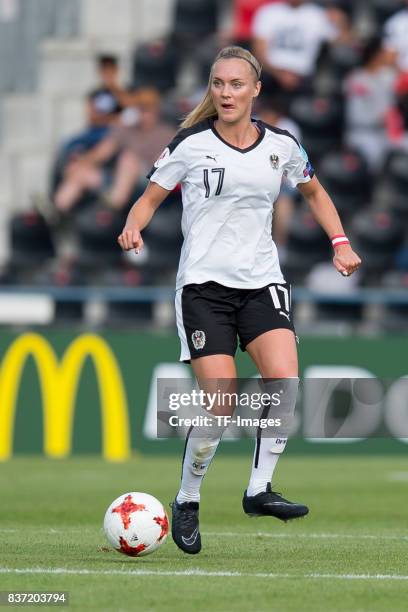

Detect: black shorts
[175, 280, 296, 362]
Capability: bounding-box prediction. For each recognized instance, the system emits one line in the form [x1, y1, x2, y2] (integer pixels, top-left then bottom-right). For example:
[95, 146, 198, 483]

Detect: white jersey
[147, 117, 314, 290]
[252, 2, 337, 76]
[383, 9, 408, 71]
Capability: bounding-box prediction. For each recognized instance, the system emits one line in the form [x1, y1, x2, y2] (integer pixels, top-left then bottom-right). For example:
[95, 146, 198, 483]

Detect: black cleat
[170, 499, 201, 554]
[242, 483, 309, 521]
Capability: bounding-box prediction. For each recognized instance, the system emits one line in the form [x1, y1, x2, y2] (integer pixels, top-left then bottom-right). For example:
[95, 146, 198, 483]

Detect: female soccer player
[118, 46, 361, 555]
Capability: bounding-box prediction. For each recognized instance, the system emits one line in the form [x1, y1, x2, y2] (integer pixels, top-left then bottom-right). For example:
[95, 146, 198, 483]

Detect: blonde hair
[180, 46, 262, 130]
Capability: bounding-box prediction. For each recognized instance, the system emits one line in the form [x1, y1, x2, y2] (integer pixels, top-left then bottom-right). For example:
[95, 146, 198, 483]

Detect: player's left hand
[333, 244, 362, 277]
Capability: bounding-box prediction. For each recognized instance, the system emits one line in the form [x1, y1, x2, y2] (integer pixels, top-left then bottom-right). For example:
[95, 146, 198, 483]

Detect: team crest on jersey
[191, 330, 206, 350]
[154, 147, 170, 168]
[270, 154, 279, 170]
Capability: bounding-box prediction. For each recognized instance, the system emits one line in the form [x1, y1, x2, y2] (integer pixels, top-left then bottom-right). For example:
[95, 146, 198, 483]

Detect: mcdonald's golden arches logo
[0, 333, 131, 461]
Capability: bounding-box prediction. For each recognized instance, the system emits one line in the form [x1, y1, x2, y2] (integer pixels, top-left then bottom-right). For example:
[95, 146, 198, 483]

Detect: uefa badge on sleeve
[303, 161, 313, 178]
[154, 147, 170, 168]
[270, 154, 279, 170]
[191, 330, 206, 350]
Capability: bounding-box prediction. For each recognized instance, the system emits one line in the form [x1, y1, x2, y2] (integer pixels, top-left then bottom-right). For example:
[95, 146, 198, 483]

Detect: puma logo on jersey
[279, 311, 290, 321]
[206, 155, 218, 162]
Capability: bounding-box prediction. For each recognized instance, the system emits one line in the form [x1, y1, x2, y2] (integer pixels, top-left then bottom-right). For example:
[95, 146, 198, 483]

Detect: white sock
[246, 377, 299, 497]
[176, 427, 222, 503]
[247, 437, 281, 497]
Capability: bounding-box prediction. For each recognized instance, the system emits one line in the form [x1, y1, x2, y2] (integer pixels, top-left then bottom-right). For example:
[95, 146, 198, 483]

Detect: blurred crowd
[3, 0, 408, 327]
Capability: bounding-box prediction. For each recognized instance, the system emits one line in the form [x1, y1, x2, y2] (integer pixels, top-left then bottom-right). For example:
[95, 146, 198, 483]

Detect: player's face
[210, 59, 260, 124]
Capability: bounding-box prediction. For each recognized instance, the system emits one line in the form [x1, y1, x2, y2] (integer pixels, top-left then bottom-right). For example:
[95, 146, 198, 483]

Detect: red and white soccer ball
[103, 492, 169, 557]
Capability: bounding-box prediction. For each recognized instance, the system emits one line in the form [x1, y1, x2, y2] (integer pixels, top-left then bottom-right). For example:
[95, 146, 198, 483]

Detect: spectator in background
[324, 1, 357, 48]
[228, 0, 281, 47]
[53, 89, 175, 212]
[93, 53, 151, 110]
[51, 88, 122, 195]
[251, 0, 344, 100]
[53, 55, 147, 170]
[172, 0, 219, 46]
[51, 53, 140, 196]
[256, 96, 301, 253]
[96, 54, 123, 102]
[344, 37, 396, 171]
[256, 94, 301, 140]
[387, 72, 408, 153]
[383, 1, 408, 74]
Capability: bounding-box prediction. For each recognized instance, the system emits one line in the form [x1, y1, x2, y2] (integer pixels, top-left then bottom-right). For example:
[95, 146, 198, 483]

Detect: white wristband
[331, 234, 350, 248]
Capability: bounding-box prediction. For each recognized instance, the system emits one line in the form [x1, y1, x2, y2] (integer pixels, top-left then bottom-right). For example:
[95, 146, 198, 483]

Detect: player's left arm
[297, 175, 362, 276]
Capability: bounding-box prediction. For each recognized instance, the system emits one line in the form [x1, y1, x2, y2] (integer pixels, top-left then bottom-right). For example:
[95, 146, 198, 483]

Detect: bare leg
[54, 162, 103, 211]
[246, 328, 298, 378]
[108, 151, 142, 209]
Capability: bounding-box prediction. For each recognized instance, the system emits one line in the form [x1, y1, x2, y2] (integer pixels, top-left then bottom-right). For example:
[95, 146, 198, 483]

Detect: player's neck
[213, 117, 259, 149]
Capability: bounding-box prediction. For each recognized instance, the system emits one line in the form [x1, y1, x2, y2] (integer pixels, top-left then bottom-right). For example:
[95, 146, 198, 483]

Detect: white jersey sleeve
[282, 138, 315, 188]
[147, 131, 189, 191]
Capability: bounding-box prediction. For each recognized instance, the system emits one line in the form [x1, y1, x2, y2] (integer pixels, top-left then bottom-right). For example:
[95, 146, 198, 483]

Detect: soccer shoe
[170, 499, 201, 554]
[242, 483, 309, 521]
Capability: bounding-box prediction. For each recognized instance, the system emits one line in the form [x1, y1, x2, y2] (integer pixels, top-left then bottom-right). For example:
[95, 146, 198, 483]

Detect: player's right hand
[117, 228, 143, 254]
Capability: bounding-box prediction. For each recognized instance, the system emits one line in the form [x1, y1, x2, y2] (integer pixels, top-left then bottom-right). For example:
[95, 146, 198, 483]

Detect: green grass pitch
[0, 453, 407, 611]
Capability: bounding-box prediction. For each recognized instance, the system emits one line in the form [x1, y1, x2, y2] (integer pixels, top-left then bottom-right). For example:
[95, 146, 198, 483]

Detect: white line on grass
[387, 472, 408, 481]
[0, 567, 407, 581]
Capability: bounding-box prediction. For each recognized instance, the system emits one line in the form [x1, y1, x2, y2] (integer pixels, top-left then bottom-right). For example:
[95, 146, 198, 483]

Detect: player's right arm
[117, 181, 170, 252]
[119, 130, 188, 252]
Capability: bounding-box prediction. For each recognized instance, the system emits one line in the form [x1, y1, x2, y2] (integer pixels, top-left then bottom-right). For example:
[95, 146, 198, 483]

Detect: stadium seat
[351, 210, 404, 284]
[320, 43, 362, 95]
[319, 0, 353, 11]
[318, 149, 371, 218]
[282, 208, 331, 284]
[160, 92, 188, 127]
[132, 39, 179, 92]
[10, 211, 55, 267]
[142, 190, 183, 281]
[75, 202, 125, 269]
[0, 212, 56, 285]
[194, 39, 223, 88]
[289, 95, 343, 161]
[371, 0, 406, 27]
[385, 152, 408, 222]
[172, 0, 218, 40]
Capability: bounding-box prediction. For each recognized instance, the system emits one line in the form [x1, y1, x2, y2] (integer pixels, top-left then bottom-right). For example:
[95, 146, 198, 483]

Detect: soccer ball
[103, 492, 169, 557]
